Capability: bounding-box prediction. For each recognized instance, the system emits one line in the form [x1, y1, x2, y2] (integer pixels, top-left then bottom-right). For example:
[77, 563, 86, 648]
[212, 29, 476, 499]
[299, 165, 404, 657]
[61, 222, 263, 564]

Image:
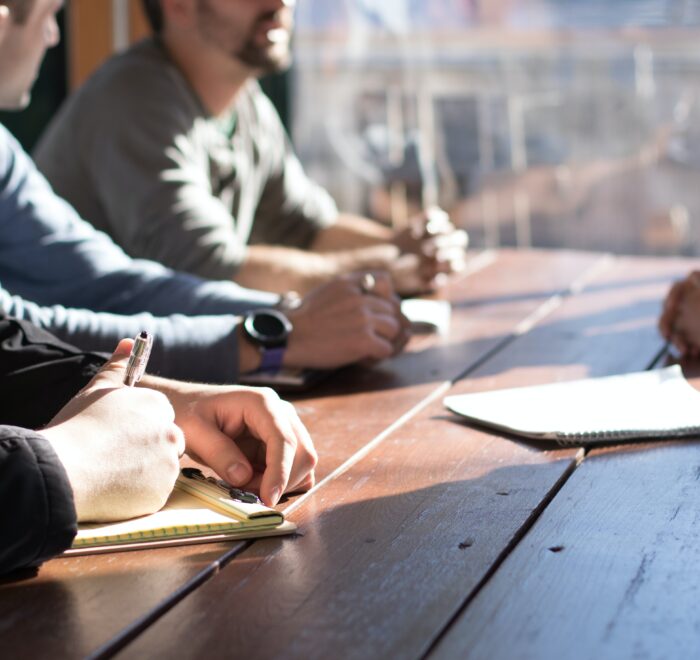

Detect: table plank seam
[89, 251, 619, 659]
[86, 541, 254, 660]
[283, 255, 616, 521]
[421, 449, 585, 660]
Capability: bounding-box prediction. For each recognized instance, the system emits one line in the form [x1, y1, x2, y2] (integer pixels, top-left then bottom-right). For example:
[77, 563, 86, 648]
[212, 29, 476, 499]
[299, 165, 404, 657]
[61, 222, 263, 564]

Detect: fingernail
[270, 487, 282, 506]
[226, 463, 248, 485]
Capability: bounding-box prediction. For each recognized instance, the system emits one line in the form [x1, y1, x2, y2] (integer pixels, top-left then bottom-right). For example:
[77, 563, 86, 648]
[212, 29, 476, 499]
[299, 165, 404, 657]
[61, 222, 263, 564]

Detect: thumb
[91, 338, 135, 389]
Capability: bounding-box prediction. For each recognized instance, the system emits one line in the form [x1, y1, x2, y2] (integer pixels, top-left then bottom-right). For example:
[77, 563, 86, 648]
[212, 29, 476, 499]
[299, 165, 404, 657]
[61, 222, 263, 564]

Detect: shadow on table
[294, 296, 666, 400]
[0, 436, 687, 659]
[451, 273, 678, 311]
[137, 439, 697, 660]
[437, 412, 698, 455]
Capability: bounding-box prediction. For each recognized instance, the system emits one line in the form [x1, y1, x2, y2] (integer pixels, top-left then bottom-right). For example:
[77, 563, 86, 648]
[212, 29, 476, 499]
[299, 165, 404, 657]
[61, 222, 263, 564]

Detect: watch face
[244, 309, 292, 348]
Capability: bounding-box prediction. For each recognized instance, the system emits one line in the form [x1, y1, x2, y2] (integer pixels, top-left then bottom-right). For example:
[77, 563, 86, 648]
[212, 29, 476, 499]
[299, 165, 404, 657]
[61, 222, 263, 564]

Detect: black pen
[124, 331, 153, 386]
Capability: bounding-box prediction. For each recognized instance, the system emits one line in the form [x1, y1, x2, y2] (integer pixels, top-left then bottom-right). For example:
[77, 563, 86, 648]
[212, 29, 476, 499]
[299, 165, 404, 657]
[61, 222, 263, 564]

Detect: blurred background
[7, 0, 700, 257]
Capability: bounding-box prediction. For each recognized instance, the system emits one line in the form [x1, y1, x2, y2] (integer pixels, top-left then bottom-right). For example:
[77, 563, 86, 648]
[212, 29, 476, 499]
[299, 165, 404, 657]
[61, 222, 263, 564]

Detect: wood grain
[118, 255, 697, 659]
[287, 249, 606, 485]
[431, 438, 700, 660]
[0, 250, 603, 659]
[129, 0, 150, 42]
[67, 0, 113, 89]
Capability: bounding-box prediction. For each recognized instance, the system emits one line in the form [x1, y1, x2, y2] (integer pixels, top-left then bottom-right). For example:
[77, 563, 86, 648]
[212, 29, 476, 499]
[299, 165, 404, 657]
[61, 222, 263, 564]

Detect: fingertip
[261, 484, 282, 507]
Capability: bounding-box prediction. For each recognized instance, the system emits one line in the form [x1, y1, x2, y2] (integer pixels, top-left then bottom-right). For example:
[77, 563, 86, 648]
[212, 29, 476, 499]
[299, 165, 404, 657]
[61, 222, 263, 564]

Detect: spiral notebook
[64, 469, 296, 556]
[444, 365, 700, 446]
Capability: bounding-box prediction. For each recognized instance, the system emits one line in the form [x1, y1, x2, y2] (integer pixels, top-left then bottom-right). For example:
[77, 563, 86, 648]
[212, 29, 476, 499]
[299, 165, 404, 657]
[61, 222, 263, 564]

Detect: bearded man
[35, 0, 467, 296]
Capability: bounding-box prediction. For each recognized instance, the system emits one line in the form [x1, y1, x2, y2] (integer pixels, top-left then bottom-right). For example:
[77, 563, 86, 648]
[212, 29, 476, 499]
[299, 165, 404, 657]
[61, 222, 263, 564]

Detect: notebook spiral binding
[554, 425, 700, 447]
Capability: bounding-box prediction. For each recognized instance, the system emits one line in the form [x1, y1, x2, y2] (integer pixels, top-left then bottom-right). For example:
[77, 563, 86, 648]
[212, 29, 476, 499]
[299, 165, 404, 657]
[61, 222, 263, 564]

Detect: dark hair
[4, 0, 36, 24]
[141, 0, 164, 34]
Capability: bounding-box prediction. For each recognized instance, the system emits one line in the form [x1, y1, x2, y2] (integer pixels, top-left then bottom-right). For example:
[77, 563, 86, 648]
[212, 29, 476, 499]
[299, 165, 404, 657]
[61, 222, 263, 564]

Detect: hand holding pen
[42, 335, 184, 521]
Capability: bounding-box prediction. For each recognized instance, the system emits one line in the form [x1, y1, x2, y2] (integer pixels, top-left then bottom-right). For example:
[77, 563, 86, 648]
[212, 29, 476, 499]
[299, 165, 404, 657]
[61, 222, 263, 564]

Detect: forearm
[237, 243, 399, 295]
[1, 289, 244, 384]
[310, 214, 394, 252]
[9, 245, 279, 318]
[234, 245, 339, 294]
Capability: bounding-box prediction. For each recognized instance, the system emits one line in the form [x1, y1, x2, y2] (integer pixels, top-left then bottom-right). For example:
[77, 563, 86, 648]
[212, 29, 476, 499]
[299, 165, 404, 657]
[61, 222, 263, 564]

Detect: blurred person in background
[35, 0, 467, 297]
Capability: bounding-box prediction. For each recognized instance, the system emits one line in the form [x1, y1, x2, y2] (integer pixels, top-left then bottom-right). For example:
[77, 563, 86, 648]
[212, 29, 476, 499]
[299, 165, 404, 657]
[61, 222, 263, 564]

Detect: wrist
[239, 309, 292, 373]
[39, 425, 89, 516]
[237, 322, 263, 374]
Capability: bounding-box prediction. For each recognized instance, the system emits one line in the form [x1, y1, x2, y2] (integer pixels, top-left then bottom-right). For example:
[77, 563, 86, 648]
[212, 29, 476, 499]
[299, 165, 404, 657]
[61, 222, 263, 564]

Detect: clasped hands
[391, 206, 469, 295]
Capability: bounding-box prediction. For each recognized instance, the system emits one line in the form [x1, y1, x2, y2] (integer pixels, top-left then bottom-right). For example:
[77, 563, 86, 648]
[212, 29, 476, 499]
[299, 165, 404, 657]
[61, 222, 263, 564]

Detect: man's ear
[0, 6, 10, 45]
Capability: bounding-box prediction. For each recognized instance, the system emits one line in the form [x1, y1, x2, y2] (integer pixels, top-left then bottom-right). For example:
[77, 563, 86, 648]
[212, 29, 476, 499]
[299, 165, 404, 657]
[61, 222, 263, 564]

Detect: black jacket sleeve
[0, 315, 108, 428]
[0, 426, 77, 575]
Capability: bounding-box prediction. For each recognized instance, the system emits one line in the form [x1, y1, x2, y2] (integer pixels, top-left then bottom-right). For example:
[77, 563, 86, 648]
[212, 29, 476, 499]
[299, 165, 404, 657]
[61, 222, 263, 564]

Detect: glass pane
[292, 0, 700, 255]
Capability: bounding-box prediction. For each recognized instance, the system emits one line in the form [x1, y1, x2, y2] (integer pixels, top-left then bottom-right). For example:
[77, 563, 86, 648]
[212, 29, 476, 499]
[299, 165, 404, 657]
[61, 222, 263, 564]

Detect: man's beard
[237, 38, 292, 75]
[196, 0, 292, 75]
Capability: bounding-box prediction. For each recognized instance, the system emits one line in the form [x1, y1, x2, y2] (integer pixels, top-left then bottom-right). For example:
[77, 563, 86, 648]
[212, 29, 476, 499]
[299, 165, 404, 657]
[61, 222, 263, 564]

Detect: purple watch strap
[259, 346, 285, 373]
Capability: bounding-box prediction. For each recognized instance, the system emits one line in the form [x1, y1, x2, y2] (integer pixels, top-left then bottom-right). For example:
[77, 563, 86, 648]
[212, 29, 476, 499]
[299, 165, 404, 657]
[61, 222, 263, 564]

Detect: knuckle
[306, 446, 319, 471]
[357, 306, 373, 326]
[165, 424, 184, 449]
[371, 338, 392, 360]
[282, 434, 297, 453]
[360, 329, 376, 351]
[256, 386, 278, 402]
[165, 424, 179, 443]
[281, 400, 298, 417]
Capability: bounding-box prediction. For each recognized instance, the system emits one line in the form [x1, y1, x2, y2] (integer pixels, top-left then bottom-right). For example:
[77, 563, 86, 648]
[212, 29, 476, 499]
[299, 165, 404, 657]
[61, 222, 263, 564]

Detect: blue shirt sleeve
[0, 125, 278, 383]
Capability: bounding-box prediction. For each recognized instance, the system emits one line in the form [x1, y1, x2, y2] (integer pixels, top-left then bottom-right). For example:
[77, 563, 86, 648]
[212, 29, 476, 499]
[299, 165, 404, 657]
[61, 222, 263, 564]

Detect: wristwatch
[242, 309, 293, 373]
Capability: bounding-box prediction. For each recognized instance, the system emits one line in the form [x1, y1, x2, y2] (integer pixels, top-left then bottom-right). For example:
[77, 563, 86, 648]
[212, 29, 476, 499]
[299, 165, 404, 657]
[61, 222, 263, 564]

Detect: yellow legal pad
[65, 470, 296, 556]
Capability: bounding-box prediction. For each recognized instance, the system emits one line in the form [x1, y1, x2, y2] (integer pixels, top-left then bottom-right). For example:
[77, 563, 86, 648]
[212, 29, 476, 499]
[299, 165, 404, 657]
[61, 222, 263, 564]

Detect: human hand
[659, 272, 700, 357]
[284, 271, 411, 369]
[41, 339, 184, 522]
[151, 382, 317, 507]
[392, 206, 468, 295]
[659, 278, 686, 342]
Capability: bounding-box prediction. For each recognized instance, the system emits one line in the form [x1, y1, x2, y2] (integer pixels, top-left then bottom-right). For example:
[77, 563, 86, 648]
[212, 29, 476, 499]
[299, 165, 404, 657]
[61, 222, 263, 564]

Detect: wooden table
[2, 249, 699, 659]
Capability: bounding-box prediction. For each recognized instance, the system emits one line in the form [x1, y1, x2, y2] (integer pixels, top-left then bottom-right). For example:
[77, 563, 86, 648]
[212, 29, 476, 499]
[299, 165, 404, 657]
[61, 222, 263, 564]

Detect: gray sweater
[35, 38, 338, 281]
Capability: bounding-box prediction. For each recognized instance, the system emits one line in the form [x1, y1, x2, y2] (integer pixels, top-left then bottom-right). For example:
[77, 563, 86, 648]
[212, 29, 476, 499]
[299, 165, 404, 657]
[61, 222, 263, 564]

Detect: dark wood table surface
[2, 249, 698, 659]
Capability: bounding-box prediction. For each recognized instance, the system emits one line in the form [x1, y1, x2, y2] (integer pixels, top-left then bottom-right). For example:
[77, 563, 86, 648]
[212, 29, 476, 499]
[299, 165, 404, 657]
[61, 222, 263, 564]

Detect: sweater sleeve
[0, 124, 279, 384]
[0, 288, 245, 384]
[0, 426, 77, 576]
[0, 124, 278, 317]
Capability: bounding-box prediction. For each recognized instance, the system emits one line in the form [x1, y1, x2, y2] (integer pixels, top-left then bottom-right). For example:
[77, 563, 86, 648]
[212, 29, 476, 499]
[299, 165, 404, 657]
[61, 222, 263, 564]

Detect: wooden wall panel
[129, 0, 151, 42]
[67, 0, 113, 89]
[67, 0, 151, 90]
